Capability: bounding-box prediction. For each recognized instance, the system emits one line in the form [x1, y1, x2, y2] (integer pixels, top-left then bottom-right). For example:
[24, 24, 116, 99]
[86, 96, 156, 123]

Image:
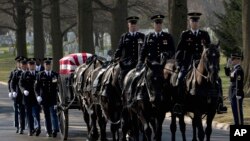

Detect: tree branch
[0, 25, 16, 31]
[93, 0, 113, 12]
[62, 22, 77, 36]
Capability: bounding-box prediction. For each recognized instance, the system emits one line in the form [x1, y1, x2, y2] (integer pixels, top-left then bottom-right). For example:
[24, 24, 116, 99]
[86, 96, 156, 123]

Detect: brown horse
[164, 43, 221, 141]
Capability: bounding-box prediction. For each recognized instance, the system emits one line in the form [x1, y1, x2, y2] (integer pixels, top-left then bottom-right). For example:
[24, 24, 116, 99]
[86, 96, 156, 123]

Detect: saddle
[73, 64, 87, 93]
[186, 69, 196, 95]
[91, 67, 108, 95]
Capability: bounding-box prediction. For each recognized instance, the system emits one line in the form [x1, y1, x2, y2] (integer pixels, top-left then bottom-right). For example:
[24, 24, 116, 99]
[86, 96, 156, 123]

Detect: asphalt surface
[0, 83, 230, 141]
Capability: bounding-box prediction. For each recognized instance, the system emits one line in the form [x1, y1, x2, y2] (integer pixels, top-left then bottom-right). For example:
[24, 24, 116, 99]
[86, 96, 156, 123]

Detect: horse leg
[205, 111, 216, 141]
[111, 123, 120, 141]
[192, 115, 198, 141]
[82, 106, 91, 134]
[144, 122, 152, 141]
[155, 113, 165, 141]
[121, 108, 130, 141]
[196, 113, 205, 141]
[97, 105, 107, 141]
[170, 113, 177, 141]
[90, 107, 99, 140]
[178, 114, 186, 141]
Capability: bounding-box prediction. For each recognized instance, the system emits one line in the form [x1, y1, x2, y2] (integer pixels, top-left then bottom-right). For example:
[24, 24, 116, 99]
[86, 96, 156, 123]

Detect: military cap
[20, 58, 28, 64]
[126, 16, 139, 24]
[43, 57, 53, 65]
[188, 12, 202, 21]
[151, 14, 165, 23]
[15, 56, 25, 62]
[231, 52, 243, 60]
[28, 58, 36, 65]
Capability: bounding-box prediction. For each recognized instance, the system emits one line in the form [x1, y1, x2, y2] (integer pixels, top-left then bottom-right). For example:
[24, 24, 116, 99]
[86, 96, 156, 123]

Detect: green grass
[0, 47, 16, 82]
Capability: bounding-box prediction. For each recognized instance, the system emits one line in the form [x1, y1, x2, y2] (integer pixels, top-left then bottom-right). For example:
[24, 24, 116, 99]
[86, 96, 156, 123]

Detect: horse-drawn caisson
[57, 42, 222, 141]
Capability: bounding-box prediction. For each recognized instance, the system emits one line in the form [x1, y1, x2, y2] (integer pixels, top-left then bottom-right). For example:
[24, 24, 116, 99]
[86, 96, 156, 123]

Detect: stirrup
[173, 104, 184, 115]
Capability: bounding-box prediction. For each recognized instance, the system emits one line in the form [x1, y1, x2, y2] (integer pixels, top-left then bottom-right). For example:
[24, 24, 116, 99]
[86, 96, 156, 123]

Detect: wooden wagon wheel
[57, 75, 69, 140]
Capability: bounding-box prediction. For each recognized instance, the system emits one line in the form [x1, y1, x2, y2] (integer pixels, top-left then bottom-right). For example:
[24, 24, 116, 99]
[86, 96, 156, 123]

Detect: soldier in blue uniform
[224, 53, 244, 125]
[137, 14, 175, 68]
[19, 58, 41, 136]
[174, 12, 226, 114]
[35, 58, 59, 137]
[9, 56, 26, 134]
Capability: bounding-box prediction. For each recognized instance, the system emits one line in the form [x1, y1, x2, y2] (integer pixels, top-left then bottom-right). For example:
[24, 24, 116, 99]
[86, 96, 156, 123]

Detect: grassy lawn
[0, 47, 249, 124]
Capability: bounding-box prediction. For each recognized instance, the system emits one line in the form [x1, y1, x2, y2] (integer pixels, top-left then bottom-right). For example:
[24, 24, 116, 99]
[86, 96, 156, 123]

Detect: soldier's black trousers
[25, 104, 41, 132]
[13, 103, 25, 130]
[231, 96, 244, 125]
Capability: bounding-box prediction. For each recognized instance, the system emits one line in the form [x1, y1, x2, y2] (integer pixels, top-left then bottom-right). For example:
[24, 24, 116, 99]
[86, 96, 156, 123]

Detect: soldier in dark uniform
[35, 58, 59, 137]
[137, 14, 175, 69]
[174, 12, 226, 114]
[114, 16, 145, 63]
[9, 56, 26, 134]
[224, 53, 244, 125]
[19, 58, 41, 136]
[114, 16, 145, 87]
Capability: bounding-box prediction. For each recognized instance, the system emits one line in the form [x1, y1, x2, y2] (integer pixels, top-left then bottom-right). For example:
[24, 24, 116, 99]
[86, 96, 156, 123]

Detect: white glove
[8, 92, 13, 98]
[236, 95, 242, 99]
[24, 90, 29, 96]
[54, 105, 58, 110]
[37, 96, 42, 103]
[12, 92, 17, 98]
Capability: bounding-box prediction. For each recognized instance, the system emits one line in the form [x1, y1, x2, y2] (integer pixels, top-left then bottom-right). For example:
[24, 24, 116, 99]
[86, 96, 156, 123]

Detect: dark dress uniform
[19, 69, 41, 135]
[139, 31, 175, 63]
[35, 70, 59, 137]
[115, 31, 145, 61]
[10, 68, 26, 133]
[175, 29, 210, 69]
[225, 61, 244, 125]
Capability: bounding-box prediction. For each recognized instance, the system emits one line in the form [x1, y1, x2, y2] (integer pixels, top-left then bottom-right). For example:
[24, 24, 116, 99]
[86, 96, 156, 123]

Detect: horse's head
[145, 60, 165, 102]
[201, 42, 220, 83]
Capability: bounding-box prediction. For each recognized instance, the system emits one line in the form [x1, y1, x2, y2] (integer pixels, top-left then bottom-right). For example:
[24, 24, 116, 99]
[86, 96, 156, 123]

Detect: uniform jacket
[19, 70, 38, 106]
[114, 32, 145, 61]
[8, 68, 18, 92]
[139, 31, 175, 63]
[35, 71, 58, 106]
[10, 69, 23, 104]
[225, 65, 244, 99]
[175, 29, 211, 68]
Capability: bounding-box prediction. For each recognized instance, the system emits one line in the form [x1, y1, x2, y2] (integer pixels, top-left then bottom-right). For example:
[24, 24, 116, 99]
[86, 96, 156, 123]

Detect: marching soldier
[174, 12, 226, 114]
[19, 58, 41, 136]
[137, 14, 175, 69]
[224, 53, 244, 125]
[35, 58, 45, 72]
[114, 16, 145, 63]
[35, 58, 59, 137]
[9, 56, 26, 134]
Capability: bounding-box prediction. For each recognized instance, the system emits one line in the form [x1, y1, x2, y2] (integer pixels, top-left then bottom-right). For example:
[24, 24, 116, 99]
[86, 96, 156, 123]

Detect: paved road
[0, 83, 230, 141]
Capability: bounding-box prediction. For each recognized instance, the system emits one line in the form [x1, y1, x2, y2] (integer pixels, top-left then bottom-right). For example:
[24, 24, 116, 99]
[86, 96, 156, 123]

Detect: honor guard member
[137, 14, 175, 69]
[174, 12, 216, 114]
[35, 58, 59, 137]
[19, 58, 41, 136]
[9, 56, 26, 134]
[114, 16, 145, 64]
[224, 53, 244, 125]
[35, 58, 45, 72]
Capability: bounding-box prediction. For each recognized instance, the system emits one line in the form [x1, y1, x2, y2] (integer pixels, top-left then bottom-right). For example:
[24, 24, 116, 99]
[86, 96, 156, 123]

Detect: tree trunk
[15, 0, 27, 57]
[168, 0, 187, 46]
[50, 0, 63, 72]
[33, 0, 45, 59]
[242, 0, 250, 95]
[77, 0, 94, 53]
[111, 0, 128, 51]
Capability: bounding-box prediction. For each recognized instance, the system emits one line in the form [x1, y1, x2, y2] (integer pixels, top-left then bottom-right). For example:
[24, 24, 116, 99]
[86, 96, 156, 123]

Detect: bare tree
[168, 0, 187, 46]
[50, 0, 63, 72]
[78, 0, 94, 53]
[242, 0, 250, 95]
[32, 0, 45, 59]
